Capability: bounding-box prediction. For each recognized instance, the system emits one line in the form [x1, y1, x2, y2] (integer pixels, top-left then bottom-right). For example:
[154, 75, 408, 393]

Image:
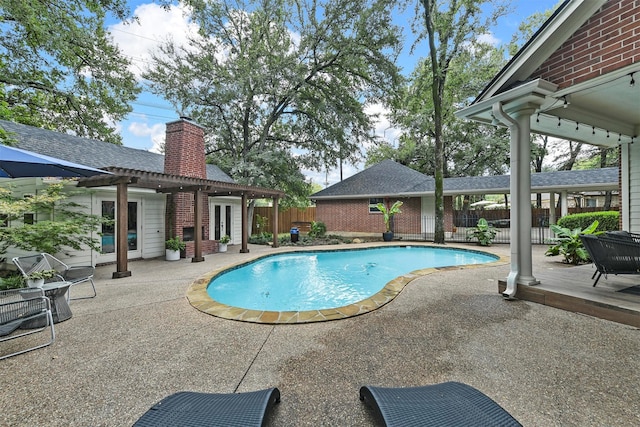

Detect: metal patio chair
[13, 253, 96, 300]
[1, 288, 55, 360]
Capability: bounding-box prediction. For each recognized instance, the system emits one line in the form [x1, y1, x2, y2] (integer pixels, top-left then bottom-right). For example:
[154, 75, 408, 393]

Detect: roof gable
[475, 0, 607, 103]
[0, 120, 234, 183]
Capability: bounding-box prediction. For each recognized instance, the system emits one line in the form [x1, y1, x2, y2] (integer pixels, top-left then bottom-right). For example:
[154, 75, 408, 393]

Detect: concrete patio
[1, 243, 639, 426]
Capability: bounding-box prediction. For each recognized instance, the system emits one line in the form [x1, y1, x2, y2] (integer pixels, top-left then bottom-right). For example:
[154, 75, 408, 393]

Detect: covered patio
[456, 0, 639, 323]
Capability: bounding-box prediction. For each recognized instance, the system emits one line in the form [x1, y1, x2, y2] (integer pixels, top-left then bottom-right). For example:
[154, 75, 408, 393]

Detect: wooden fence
[251, 205, 616, 237]
[252, 206, 316, 235]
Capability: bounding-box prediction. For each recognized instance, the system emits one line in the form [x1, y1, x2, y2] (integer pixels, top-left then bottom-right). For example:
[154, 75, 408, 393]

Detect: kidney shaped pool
[206, 246, 498, 313]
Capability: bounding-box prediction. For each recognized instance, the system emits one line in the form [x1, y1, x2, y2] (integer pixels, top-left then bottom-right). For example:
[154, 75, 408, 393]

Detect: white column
[511, 109, 538, 285]
[561, 191, 568, 217]
[549, 192, 556, 237]
[621, 143, 630, 231]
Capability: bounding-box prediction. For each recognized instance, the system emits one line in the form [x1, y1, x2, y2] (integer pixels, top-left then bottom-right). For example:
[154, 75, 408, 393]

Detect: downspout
[492, 102, 519, 299]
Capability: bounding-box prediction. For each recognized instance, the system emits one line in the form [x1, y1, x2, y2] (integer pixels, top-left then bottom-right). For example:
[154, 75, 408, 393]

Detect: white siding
[421, 195, 435, 233]
[142, 195, 166, 258]
[628, 143, 640, 233]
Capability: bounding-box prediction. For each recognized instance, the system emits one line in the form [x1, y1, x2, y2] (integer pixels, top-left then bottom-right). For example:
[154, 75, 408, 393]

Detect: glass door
[213, 204, 233, 241]
[99, 199, 141, 261]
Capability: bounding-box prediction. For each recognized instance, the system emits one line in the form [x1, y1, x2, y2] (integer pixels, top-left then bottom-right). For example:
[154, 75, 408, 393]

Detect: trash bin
[290, 227, 299, 243]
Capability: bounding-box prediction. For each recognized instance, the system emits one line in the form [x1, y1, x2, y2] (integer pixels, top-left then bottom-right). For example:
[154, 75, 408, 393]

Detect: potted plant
[165, 236, 186, 261]
[26, 269, 57, 288]
[376, 200, 403, 241]
[465, 218, 497, 246]
[219, 235, 231, 252]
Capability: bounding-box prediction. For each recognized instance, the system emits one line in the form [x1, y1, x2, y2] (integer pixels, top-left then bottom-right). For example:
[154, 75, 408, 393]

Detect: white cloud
[128, 121, 166, 153]
[108, 2, 199, 79]
[477, 32, 501, 46]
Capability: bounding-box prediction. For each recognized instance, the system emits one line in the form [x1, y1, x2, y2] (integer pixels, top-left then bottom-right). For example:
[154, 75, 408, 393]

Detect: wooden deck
[499, 262, 640, 327]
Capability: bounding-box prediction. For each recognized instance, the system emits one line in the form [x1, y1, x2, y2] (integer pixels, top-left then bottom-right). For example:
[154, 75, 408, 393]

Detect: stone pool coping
[186, 243, 509, 324]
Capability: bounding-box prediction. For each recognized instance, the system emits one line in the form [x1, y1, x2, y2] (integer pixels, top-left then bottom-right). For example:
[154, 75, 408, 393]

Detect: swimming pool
[193, 245, 500, 323]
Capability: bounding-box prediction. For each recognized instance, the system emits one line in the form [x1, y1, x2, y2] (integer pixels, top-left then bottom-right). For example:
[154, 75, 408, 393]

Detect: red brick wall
[316, 197, 421, 234]
[164, 119, 207, 178]
[531, 0, 640, 89]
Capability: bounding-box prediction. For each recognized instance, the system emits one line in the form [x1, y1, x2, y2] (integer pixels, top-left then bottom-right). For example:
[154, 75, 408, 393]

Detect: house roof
[311, 160, 618, 199]
[445, 167, 618, 195]
[0, 119, 234, 183]
[311, 159, 435, 199]
[456, 0, 639, 147]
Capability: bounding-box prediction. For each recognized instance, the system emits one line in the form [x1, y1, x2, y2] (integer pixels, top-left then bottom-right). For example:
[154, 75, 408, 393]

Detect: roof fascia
[474, 0, 607, 104]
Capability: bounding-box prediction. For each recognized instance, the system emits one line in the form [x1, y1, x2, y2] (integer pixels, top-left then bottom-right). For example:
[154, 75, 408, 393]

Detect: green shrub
[546, 220, 601, 264]
[0, 274, 25, 290]
[557, 211, 619, 232]
[466, 218, 497, 246]
[249, 233, 273, 245]
[308, 221, 327, 238]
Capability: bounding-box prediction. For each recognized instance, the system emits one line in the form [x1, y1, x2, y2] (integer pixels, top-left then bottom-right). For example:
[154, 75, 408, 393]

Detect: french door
[213, 203, 233, 242]
[99, 198, 142, 262]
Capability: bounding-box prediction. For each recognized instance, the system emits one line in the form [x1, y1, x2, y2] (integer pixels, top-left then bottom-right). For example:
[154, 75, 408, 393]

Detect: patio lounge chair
[359, 381, 522, 427]
[13, 253, 96, 299]
[580, 234, 640, 286]
[133, 387, 281, 427]
[1, 288, 55, 360]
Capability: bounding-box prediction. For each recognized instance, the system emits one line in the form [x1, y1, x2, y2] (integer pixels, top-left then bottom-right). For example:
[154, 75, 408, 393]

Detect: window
[0, 214, 7, 227]
[23, 213, 35, 225]
[369, 198, 384, 213]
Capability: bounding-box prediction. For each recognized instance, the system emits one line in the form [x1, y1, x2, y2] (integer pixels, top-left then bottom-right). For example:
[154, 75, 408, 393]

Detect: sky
[107, 0, 560, 187]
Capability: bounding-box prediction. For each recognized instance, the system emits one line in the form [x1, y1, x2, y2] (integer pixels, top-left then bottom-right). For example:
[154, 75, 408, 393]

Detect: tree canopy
[0, 0, 140, 144]
[144, 0, 403, 205]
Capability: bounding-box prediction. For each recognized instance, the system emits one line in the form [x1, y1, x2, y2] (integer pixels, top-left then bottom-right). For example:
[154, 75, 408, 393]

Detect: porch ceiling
[77, 167, 285, 199]
[457, 65, 640, 147]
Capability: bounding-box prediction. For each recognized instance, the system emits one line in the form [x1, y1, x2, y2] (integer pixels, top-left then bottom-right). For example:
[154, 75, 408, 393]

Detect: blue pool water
[207, 246, 497, 312]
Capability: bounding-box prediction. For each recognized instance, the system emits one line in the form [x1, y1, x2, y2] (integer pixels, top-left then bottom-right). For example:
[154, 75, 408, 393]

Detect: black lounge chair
[360, 381, 522, 427]
[133, 388, 280, 427]
[580, 234, 640, 286]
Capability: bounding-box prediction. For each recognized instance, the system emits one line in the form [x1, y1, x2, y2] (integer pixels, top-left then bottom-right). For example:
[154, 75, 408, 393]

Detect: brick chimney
[164, 118, 214, 256]
[164, 117, 207, 178]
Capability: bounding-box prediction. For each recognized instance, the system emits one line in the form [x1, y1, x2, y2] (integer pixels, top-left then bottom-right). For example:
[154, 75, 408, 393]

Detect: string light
[592, 126, 596, 135]
[557, 117, 561, 127]
[575, 122, 579, 131]
[630, 72, 636, 87]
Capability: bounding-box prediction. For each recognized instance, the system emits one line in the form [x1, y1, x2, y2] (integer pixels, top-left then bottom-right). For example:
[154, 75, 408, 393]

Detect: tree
[0, 182, 107, 254]
[402, 0, 509, 243]
[0, 0, 140, 144]
[144, 0, 402, 208]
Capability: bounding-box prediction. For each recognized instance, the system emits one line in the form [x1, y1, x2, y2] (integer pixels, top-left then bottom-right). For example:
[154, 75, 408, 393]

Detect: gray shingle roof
[312, 160, 618, 199]
[311, 159, 435, 198]
[0, 120, 234, 183]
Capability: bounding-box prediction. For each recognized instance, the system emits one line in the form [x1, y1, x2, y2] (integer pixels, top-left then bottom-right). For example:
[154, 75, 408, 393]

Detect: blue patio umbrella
[0, 144, 110, 178]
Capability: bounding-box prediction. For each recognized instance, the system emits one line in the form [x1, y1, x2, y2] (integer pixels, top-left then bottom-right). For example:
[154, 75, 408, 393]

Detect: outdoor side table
[20, 282, 72, 328]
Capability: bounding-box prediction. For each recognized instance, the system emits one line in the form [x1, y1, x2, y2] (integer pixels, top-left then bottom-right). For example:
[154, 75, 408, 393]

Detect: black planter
[382, 231, 394, 241]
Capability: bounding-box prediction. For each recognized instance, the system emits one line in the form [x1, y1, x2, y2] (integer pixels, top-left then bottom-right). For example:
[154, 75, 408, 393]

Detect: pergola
[78, 167, 285, 279]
